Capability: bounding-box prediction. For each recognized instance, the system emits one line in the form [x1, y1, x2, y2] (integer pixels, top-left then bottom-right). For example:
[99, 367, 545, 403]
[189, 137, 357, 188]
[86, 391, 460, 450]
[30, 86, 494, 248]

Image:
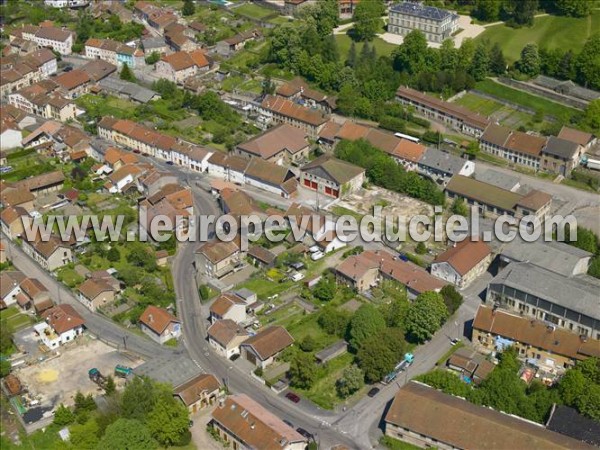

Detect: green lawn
[238, 277, 294, 300]
[1, 306, 34, 332]
[56, 267, 85, 288]
[234, 3, 274, 20]
[334, 34, 398, 58]
[475, 12, 600, 63]
[474, 79, 580, 123]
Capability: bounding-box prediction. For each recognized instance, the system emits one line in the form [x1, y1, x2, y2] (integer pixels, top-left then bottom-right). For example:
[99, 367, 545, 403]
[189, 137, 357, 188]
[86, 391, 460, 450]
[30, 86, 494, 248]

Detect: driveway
[190, 406, 222, 450]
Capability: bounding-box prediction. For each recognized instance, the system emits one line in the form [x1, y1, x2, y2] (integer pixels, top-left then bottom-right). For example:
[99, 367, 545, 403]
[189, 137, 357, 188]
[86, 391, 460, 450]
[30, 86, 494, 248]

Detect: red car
[285, 392, 300, 403]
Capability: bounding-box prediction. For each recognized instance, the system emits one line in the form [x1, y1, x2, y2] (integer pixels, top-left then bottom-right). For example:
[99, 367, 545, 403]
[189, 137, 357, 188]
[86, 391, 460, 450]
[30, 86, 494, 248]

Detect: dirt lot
[15, 336, 143, 409]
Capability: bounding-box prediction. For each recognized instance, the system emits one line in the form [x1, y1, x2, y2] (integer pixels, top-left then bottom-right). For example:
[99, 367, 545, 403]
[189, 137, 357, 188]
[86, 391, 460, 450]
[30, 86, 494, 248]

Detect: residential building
[541, 136, 583, 176]
[0, 50, 57, 99]
[235, 124, 310, 165]
[396, 86, 490, 137]
[35, 304, 85, 349]
[557, 126, 597, 152]
[142, 37, 169, 56]
[240, 326, 294, 369]
[243, 157, 298, 198]
[77, 278, 116, 311]
[446, 346, 494, 385]
[300, 155, 365, 199]
[0, 181, 35, 210]
[210, 394, 307, 450]
[388, 2, 459, 43]
[15, 170, 65, 197]
[248, 245, 277, 269]
[1, 113, 23, 150]
[216, 30, 262, 57]
[174, 373, 221, 414]
[431, 238, 492, 288]
[8, 80, 78, 122]
[195, 241, 241, 279]
[417, 147, 475, 184]
[20, 277, 53, 313]
[0, 271, 26, 309]
[275, 77, 336, 113]
[84, 38, 142, 68]
[139, 305, 182, 345]
[44, 0, 89, 7]
[445, 176, 552, 221]
[53, 70, 91, 99]
[209, 293, 247, 324]
[155, 50, 210, 84]
[0, 206, 31, 239]
[335, 253, 380, 293]
[479, 123, 546, 170]
[11, 24, 74, 55]
[473, 305, 600, 372]
[488, 262, 600, 338]
[384, 381, 592, 450]
[499, 239, 592, 277]
[21, 234, 72, 271]
[103, 147, 139, 171]
[259, 95, 329, 138]
[338, 0, 359, 19]
[207, 319, 250, 359]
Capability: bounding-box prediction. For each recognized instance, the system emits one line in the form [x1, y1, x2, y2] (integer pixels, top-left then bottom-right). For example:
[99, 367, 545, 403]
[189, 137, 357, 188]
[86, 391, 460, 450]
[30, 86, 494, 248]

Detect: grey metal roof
[390, 1, 457, 21]
[500, 239, 592, 277]
[98, 77, 158, 104]
[546, 405, 600, 447]
[475, 169, 519, 191]
[133, 353, 202, 387]
[419, 148, 466, 175]
[490, 262, 600, 320]
[543, 136, 580, 159]
[142, 36, 166, 50]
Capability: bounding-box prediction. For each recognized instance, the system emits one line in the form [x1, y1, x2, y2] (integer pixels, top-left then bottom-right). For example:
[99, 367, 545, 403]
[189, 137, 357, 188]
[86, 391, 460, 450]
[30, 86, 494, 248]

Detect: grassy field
[475, 12, 600, 63]
[334, 34, 398, 58]
[473, 79, 580, 123]
[1, 306, 35, 332]
[234, 3, 274, 20]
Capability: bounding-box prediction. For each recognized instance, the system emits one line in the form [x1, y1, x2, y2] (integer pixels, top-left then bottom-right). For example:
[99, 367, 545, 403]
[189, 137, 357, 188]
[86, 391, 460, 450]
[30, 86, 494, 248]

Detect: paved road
[1, 235, 173, 361]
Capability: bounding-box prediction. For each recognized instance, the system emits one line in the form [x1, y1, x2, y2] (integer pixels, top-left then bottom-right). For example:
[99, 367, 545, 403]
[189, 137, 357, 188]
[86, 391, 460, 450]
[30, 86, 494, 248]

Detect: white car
[311, 251, 325, 261]
[290, 272, 305, 282]
[309, 245, 320, 253]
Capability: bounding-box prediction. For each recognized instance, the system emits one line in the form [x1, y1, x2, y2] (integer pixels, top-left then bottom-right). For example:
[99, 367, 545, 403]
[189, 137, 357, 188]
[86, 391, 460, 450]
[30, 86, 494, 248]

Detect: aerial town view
[0, 0, 599, 449]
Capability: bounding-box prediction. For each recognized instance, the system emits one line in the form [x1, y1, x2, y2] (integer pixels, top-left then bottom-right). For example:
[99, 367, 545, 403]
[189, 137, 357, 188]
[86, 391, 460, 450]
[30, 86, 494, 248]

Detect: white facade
[34, 321, 83, 349]
[388, 3, 458, 43]
[210, 303, 246, 324]
[1, 284, 22, 308]
[1, 129, 22, 150]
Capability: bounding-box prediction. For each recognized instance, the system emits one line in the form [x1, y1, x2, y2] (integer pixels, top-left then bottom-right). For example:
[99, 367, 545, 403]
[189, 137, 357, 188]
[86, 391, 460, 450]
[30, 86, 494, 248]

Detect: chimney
[148, 314, 153, 323]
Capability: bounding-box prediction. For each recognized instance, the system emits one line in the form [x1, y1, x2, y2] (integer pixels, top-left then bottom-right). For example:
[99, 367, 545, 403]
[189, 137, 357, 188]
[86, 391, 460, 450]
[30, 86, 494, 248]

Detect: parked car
[450, 338, 461, 346]
[367, 387, 380, 398]
[289, 261, 305, 271]
[285, 392, 300, 403]
[166, 161, 174, 165]
[309, 245, 320, 253]
[296, 427, 314, 441]
[311, 251, 325, 261]
[283, 419, 294, 428]
[289, 272, 305, 282]
[229, 353, 240, 361]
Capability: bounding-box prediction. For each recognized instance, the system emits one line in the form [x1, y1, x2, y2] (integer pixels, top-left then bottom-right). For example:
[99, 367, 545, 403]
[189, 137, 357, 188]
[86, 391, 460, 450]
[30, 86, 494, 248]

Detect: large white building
[388, 2, 459, 43]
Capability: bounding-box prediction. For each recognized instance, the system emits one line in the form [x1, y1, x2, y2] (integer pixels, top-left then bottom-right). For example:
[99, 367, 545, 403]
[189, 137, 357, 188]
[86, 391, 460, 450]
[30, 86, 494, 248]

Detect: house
[243, 158, 298, 199]
[0, 181, 35, 210]
[11, 24, 74, 55]
[216, 30, 262, 57]
[234, 124, 310, 165]
[0, 271, 26, 309]
[248, 245, 277, 269]
[488, 262, 600, 338]
[541, 136, 583, 176]
[498, 239, 592, 277]
[139, 305, 182, 345]
[173, 373, 221, 414]
[388, 2, 459, 43]
[275, 77, 336, 113]
[479, 123, 546, 170]
[53, 70, 91, 99]
[15, 170, 65, 197]
[335, 253, 380, 293]
[155, 50, 210, 84]
[77, 278, 116, 311]
[396, 86, 490, 137]
[105, 164, 146, 194]
[446, 346, 494, 385]
[207, 319, 250, 358]
[1, 113, 22, 150]
[384, 382, 591, 450]
[195, 241, 241, 279]
[240, 326, 294, 369]
[21, 234, 72, 271]
[445, 176, 552, 221]
[8, 81, 77, 122]
[84, 38, 141, 68]
[0, 206, 31, 239]
[417, 147, 475, 185]
[546, 405, 600, 447]
[259, 95, 329, 139]
[35, 304, 85, 349]
[431, 238, 492, 289]
[339, 0, 360, 19]
[473, 305, 600, 371]
[142, 37, 169, 56]
[210, 394, 307, 450]
[557, 126, 596, 152]
[20, 277, 53, 313]
[300, 154, 365, 199]
[209, 293, 247, 324]
[104, 147, 139, 171]
[379, 255, 446, 298]
[0, 242, 6, 264]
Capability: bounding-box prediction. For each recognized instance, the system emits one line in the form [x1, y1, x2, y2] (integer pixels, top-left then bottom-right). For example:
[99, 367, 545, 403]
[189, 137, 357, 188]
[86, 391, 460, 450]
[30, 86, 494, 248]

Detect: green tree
[318, 306, 351, 337]
[474, 0, 501, 21]
[70, 418, 100, 449]
[0, 321, 13, 354]
[470, 41, 490, 81]
[147, 395, 190, 447]
[439, 39, 458, 72]
[380, 296, 410, 329]
[440, 285, 463, 315]
[489, 43, 506, 75]
[588, 256, 600, 279]
[336, 365, 364, 398]
[516, 43, 541, 77]
[451, 198, 469, 217]
[415, 242, 427, 255]
[312, 276, 336, 301]
[348, 304, 386, 350]
[182, 0, 195, 16]
[565, 226, 598, 254]
[74, 391, 97, 413]
[126, 244, 157, 271]
[261, 76, 276, 96]
[106, 246, 120, 262]
[577, 35, 600, 90]
[393, 30, 429, 75]
[0, 360, 11, 378]
[300, 335, 316, 352]
[346, 41, 357, 67]
[121, 377, 159, 421]
[145, 51, 160, 65]
[105, 375, 116, 396]
[505, 0, 538, 26]
[558, 369, 586, 405]
[98, 418, 157, 450]
[352, 0, 385, 41]
[289, 352, 317, 389]
[53, 404, 75, 426]
[405, 292, 449, 343]
[357, 328, 407, 383]
[576, 384, 600, 421]
[582, 99, 600, 132]
[554, 0, 591, 17]
[120, 62, 136, 82]
[417, 370, 471, 397]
